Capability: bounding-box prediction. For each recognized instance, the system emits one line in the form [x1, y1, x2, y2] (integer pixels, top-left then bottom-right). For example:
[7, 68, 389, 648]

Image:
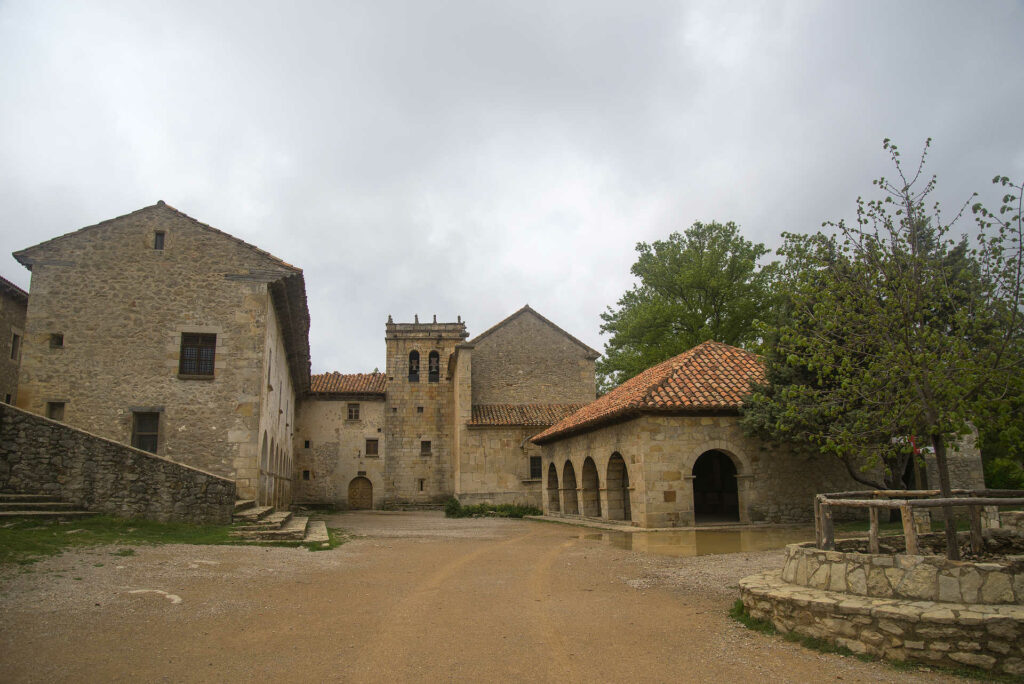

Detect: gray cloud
[2, 0, 1022, 374]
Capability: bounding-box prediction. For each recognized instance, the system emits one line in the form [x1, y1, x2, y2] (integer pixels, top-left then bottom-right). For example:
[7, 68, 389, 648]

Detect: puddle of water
[578, 527, 817, 558]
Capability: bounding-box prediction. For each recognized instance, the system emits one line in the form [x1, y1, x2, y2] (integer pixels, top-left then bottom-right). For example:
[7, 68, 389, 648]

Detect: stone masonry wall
[293, 396, 386, 507]
[456, 425, 543, 507]
[15, 204, 294, 487]
[0, 287, 27, 405]
[471, 309, 596, 405]
[0, 402, 235, 524]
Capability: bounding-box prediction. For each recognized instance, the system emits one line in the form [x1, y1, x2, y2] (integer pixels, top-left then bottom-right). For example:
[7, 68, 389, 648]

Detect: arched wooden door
[348, 477, 373, 510]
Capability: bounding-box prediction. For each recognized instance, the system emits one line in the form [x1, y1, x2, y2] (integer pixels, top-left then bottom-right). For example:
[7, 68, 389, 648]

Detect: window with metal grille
[46, 402, 65, 421]
[179, 333, 216, 375]
[408, 350, 420, 382]
[132, 412, 160, 453]
[365, 438, 379, 456]
[154, 231, 165, 250]
[530, 456, 542, 480]
[420, 440, 431, 455]
[428, 351, 440, 382]
[347, 403, 360, 420]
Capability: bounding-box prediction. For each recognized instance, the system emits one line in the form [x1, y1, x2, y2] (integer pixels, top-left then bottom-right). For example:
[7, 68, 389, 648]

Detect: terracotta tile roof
[532, 341, 764, 444]
[0, 275, 28, 301]
[470, 403, 589, 427]
[309, 372, 387, 395]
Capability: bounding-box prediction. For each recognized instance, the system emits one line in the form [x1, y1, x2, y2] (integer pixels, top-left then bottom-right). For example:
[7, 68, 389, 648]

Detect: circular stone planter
[781, 533, 1024, 605]
[740, 528, 1024, 676]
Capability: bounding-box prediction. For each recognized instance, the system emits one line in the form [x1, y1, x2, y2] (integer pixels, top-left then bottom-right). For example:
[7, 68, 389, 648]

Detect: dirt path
[0, 512, 975, 683]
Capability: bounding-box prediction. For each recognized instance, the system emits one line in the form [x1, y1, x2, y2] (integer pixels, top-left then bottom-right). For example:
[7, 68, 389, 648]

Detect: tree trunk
[932, 433, 960, 561]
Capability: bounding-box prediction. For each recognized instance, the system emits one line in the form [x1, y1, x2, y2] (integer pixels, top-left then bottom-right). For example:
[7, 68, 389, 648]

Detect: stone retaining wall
[741, 571, 1024, 675]
[0, 402, 235, 524]
[782, 539, 1024, 605]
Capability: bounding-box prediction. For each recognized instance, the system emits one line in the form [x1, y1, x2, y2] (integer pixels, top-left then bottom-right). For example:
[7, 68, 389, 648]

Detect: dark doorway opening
[692, 450, 739, 523]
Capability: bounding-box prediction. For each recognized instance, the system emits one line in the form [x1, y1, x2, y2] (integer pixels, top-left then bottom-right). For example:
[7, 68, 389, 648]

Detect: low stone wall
[0, 403, 235, 524]
[782, 538, 1024, 605]
[741, 571, 1024, 675]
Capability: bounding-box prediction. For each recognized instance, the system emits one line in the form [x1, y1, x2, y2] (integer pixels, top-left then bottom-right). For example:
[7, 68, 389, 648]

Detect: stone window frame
[528, 455, 542, 480]
[177, 331, 217, 379]
[428, 351, 440, 383]
[130, 408, 162, 454]
[45, 400, 66, 421]
[347, 403, 360, 421]
[365, 438, 379, 457]
[49, 332, 64, 349]
[408, 350, 420, 382]
[420, 440, 432, 456]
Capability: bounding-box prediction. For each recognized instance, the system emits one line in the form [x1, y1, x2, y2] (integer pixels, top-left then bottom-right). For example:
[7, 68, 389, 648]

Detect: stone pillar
[682, 475, 696, 526]
[599, 486, 611, 520]
[736, 473, 755, 524]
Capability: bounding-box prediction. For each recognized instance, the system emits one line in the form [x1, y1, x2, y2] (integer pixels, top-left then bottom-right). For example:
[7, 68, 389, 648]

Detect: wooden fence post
[868, 507, 880, 555]
[821, 502, 835, 551]
[969, 505, 984, 556]
[901, 504, 919, 555]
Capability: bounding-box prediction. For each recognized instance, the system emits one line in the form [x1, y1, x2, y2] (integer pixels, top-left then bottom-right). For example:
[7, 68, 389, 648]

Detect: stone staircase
[230, 499, 329, 545]
[0, 493, 95, 519]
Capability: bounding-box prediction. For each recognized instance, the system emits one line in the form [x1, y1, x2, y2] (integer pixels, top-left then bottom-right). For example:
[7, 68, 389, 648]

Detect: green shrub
[443, 498, 541, 519]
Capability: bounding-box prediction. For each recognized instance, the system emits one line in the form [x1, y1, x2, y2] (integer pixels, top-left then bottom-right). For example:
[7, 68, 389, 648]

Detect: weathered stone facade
[294, 394, 386, 507]
[0, 402, 235, 524]
[0, 276, 28, 405]
[13, 203, 310, 507]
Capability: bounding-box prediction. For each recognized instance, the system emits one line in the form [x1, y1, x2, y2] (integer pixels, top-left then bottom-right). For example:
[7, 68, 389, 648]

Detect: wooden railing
[814, 489, 1024, 556]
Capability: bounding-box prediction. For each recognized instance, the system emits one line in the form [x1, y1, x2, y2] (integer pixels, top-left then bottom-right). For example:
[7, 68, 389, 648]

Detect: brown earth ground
[0, 512, 981, 683]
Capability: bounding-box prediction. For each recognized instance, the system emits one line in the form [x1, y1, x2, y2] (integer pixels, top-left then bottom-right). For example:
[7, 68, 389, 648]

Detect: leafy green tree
[741, 140, 1024, 560]
[597, 221, 776, 390]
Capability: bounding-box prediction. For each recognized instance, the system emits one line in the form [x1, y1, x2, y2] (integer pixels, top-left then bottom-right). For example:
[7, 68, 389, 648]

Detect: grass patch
[0, 515, 234, 566]
[729, 600, 1018, 681]
[443, 498, 541, 519]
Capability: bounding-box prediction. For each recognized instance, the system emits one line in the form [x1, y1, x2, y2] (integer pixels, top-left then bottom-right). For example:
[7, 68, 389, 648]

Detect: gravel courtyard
[0, 512, 978, 683]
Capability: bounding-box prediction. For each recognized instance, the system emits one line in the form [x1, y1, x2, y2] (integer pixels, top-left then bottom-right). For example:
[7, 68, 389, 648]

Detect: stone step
[233, 505, 274, 522]
[232, 511, 292, 531]
[233, 499, 256, 514]
[230, 516, 309, 541]
[0, 501, 79, 512]
[0, 510, 95, 519]
[303, 520, 330, 545]
[0, 493, 56, 503]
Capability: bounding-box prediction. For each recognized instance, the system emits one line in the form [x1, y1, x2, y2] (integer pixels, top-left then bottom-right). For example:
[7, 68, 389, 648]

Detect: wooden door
[348, 477, 373, 510]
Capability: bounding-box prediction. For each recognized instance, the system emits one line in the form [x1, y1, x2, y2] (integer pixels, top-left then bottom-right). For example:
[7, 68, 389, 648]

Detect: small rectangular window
[347, 403, 360, 420]
[530, 456, 542, 480]
[46, 402, 65, 421]
[304, 440, 310, 449]
[10, 333, 20, 360]
[154, 231, 165, 250]
[131, 411, 160, 453]
[302, 470, 310, 481]
[50, 333, 64, 349]
[418, 478, 425, 492]
[416, 406, 424, 413]
[4, 394, 11, 404]
[365, 438, 379, 456]
[420, 440, 431, 455]
[179, 333, 216, 375]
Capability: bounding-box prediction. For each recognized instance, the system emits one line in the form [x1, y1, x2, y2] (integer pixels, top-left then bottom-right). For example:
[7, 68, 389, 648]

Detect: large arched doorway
[692, 450, 739, 523]
[606, 453, 631, 521]
[562, 461, 579, 514]
[547, 463, 560, 513]
[581, 457, 601, 518]
[348, 477, 373, 510]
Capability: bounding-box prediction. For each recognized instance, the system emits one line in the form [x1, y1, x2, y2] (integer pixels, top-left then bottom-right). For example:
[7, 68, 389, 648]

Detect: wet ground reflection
[578, 526, 817, 558]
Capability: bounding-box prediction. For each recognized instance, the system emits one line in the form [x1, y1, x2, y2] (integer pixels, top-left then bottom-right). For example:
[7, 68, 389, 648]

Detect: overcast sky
[2, 1, 1022, 374]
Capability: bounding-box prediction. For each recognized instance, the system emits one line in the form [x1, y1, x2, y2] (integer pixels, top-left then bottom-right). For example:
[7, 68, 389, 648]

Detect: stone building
[13, 202, 311, 507]
[532, 341, 985, 528]
[0, 275, 28, 405]
[293, 306, 596, 508]
[294, 372, 386, 508]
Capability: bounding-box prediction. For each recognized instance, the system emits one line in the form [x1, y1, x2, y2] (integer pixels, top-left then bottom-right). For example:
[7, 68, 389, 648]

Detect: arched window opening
[562, 461, 579, 515]
[606, 453, 631, 522]
[428, 351, 440, 382]
[692, 450, 739, 523]
[581, 457, 601, 518]
[547, 463, 560, 513]
[408, 350, 420, 382]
